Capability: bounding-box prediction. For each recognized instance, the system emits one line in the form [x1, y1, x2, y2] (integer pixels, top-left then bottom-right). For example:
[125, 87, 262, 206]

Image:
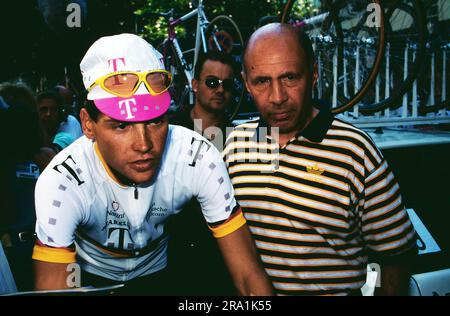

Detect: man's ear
[79, 108, 95, 140]
[312, 63, 318, 89]
[192, 78, 199, 93]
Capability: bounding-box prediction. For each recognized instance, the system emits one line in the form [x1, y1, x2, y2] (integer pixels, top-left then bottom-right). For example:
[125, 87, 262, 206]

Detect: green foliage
[288, 0, 321, 21]
[134, 0, 284, 45]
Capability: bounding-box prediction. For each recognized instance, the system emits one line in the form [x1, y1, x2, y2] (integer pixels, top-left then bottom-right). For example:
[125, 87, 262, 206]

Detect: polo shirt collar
[257, 103, 334, 143]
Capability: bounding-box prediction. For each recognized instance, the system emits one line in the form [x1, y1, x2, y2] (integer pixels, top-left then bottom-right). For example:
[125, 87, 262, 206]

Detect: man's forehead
[202, 60, 234, 74]
[244, 30, 307, 71]
[100, 113, 167, 123]
[247, 59, 303, 69]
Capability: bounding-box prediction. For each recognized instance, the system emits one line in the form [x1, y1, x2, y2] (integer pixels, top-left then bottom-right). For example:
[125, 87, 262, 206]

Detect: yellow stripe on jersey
[209, 211, 247, 238]
[32, 243, 76, 264]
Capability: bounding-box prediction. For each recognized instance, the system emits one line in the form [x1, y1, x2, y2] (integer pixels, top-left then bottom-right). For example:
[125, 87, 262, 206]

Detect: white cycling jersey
[33, 125, 243, 281]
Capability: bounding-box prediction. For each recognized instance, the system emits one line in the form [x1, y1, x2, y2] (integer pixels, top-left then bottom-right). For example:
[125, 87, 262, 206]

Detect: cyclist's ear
[192, 78, 199, 93]
[79, 108, 95, 140]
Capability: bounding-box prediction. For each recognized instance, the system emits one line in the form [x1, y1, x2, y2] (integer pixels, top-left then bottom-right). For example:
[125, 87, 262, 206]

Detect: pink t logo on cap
[118, 98, 136, 120]
[108, 57, 126, 72]
[93, 92, 171, 122]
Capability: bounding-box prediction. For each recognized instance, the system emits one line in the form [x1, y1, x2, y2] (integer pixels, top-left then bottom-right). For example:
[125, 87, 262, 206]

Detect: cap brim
[93, 92, 171, 122]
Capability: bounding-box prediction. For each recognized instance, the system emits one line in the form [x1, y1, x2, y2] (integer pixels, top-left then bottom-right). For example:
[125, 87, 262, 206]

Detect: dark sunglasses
[203, 77, 234, 91]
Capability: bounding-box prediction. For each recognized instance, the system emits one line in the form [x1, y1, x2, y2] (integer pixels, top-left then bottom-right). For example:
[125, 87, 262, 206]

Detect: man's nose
[216, 82, 225, 93]
[269, 80, 288, 105]
[132, 124, 153, 153]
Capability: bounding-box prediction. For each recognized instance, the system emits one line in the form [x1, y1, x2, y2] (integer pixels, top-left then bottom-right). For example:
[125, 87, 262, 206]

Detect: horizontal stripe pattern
[223, 117, 417, 295]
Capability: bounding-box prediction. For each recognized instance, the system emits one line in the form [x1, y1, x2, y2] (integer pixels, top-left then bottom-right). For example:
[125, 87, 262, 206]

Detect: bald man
[223, 23, 418, 296]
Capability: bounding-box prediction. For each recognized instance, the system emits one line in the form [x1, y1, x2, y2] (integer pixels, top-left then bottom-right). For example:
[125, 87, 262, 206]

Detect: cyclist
[32, 33, 273, 295]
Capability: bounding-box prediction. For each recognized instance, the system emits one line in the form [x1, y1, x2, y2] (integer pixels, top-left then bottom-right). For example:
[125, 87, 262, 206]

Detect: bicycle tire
[281, 0, 385, 114]
[419, 100, 449, 114]
[205, 15, 245, 120]
[359, 0, 427, 114]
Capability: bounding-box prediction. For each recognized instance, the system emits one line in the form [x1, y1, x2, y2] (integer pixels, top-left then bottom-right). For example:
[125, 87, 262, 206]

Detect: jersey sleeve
[33, 156, 86, 261]
[361, 146, 418, 258]
[190, 138, 246, 238]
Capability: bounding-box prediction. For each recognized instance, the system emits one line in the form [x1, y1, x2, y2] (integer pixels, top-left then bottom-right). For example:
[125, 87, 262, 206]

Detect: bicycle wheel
[281, 0, 385, 114]
[157, 40, 192, 113]
[358, 0, 427, 114]
[205, 15, 245, 120]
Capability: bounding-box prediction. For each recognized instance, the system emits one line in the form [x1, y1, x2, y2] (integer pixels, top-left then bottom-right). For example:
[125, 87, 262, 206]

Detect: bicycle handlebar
[159, 9, 174, 19]
[140, 9, 174, 19]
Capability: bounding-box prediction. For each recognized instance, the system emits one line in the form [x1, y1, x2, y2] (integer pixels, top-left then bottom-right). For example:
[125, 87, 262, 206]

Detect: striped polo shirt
[223, 108, 417, 295]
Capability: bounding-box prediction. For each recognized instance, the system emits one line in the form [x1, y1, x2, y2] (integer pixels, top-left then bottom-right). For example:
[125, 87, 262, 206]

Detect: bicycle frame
[165, 0, 210, 93]
[158, 0, 244, 112]
[292, 12, 330, 28]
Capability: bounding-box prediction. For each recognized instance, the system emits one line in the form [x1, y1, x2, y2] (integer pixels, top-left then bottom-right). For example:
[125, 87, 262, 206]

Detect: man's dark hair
[194, 51, 239, 79]
[36, 90, 67, 122]
[83, 99, 101, 122]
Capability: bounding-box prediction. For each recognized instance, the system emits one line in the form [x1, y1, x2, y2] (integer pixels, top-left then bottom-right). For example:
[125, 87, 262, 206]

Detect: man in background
[168, 51, 239, 295]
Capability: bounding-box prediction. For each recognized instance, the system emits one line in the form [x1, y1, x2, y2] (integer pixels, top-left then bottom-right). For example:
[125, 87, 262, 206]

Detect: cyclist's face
[243, 31, 314, 139]
[80, 108, 168, 184]
[193, 60, 234, 112]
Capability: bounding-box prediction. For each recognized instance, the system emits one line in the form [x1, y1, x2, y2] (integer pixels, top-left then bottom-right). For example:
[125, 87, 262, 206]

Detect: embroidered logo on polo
[306, 164, 325, 175]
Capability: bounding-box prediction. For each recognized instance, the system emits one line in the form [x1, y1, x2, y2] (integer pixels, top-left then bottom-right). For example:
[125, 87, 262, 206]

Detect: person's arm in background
[33, 147, 56, 172]
[376, 264, 410, 296]
[214, 221, 274, 296]
[374, 246, 417, 296]
[33, 132, 77, 172]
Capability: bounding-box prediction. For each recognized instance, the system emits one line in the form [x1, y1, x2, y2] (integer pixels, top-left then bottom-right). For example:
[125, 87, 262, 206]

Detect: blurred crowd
[0, 82, 83, 291]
